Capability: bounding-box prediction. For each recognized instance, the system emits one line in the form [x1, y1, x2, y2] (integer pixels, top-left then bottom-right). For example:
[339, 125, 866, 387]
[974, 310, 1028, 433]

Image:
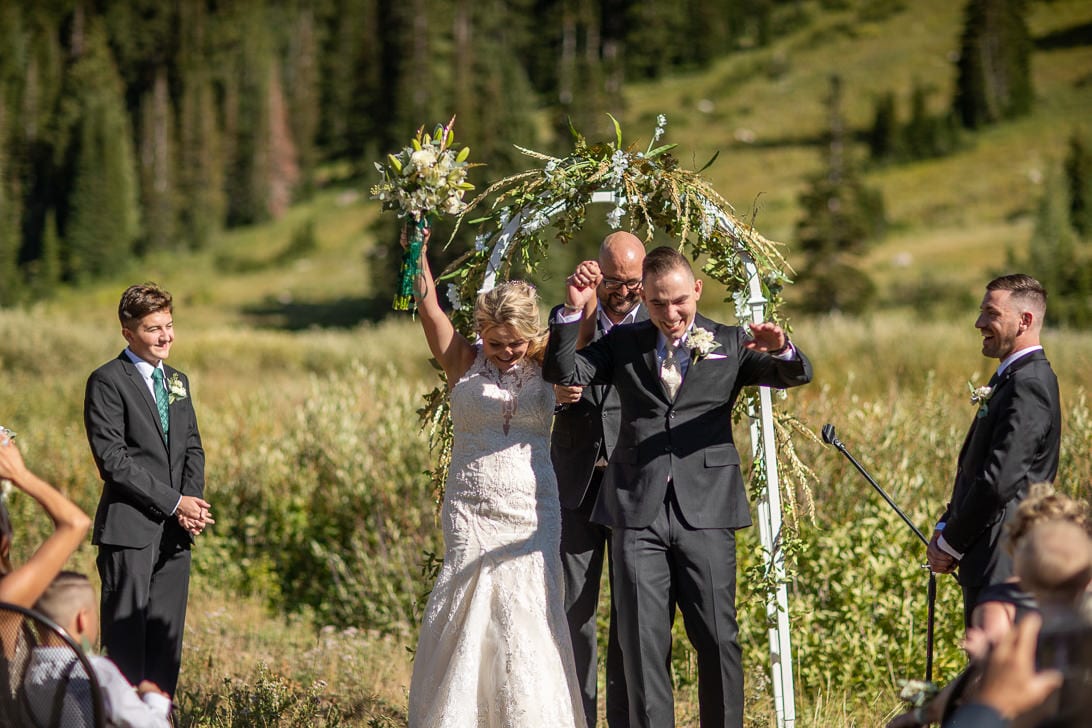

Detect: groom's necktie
[661, 342, 682, 400]
[152, 368, 170, 439]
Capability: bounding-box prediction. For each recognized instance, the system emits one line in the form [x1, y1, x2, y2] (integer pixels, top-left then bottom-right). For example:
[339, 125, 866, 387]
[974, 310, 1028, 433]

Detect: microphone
[821, 423, 841, 449]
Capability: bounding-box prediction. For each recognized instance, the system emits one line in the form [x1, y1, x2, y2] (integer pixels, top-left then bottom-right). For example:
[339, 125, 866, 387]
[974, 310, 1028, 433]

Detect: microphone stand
[822, 423, 937, 683]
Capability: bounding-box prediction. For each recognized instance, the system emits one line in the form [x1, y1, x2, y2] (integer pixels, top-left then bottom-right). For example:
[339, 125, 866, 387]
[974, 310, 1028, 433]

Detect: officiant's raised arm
[399, 224, 476, 384]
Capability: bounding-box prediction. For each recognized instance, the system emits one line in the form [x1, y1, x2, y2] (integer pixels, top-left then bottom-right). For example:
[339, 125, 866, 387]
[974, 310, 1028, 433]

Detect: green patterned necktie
[152, 368, 170, 439]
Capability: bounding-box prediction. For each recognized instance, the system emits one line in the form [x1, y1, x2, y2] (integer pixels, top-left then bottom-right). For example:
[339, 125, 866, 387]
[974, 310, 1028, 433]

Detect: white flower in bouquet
[371, 117, 479, 222]
[410, 147, 438, 172]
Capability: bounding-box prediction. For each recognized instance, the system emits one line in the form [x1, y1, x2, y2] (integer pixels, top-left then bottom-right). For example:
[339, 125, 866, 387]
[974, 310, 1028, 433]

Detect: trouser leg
[670, 507, 742, 728]
[97, 539, 157, 687]
[145, 525, 191, 697]
[562, 489, 607, 728]
[613, 503, 675, 728]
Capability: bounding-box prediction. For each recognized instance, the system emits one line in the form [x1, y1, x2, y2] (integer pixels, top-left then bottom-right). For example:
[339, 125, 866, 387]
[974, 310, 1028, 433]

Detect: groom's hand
[565, 260, 601, 310]
[744, 322, 788, 353]
[177, 495, 215, 535]
[927, 531, 957, 573]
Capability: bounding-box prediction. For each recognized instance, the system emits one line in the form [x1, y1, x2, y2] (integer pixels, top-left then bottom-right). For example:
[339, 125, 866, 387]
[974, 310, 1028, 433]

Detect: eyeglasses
[601, 278, 643, 291]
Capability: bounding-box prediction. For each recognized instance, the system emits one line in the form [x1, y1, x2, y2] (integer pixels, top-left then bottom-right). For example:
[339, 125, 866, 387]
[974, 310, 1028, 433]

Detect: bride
[402, 227, 586, 728]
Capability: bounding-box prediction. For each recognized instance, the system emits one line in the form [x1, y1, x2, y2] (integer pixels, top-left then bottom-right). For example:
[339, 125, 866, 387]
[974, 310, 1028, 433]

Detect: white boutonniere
[688, 327, 721, 363]
[167, 373, 188, 405]
[968, 381, 993, 418]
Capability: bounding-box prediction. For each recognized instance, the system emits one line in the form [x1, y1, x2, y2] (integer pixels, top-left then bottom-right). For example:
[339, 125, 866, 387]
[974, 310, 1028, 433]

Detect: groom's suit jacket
[85, 352, 205, 548]
[544, 313, 813, 529]
[940, 349, 1060, 588]
[550, 304, 649, 510]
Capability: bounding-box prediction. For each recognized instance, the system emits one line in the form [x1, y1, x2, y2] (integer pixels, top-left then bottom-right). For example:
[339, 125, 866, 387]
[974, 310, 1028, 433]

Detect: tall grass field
[2, 304, 1089, 726]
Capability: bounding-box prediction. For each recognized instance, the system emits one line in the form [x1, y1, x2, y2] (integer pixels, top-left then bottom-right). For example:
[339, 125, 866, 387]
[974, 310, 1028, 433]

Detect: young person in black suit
[551, 231, 647, 728]
[544, 246, 813, 728]
[84, 283, 213, 699]
[927, 274, 1061, 627]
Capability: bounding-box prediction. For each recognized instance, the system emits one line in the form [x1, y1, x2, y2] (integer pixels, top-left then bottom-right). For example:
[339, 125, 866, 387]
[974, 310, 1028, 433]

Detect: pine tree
[61, 20, 141, 281]
[953, 0, 1033, 129]
[282, 2, 321, 198]
[795, 76, 885, 314]
[176, 1, 226, 250]
[225, 3, 275, 226]
[1064, 132, 1092, 238]
[1025, 165, 1090, 327]
[137, 66, 176, 252]
[867, 91, 898, 162]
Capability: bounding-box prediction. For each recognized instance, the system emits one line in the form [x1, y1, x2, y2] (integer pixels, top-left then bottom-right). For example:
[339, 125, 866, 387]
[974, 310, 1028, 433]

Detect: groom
[84, 283, 213, 698]
[544, 246, 812, 727]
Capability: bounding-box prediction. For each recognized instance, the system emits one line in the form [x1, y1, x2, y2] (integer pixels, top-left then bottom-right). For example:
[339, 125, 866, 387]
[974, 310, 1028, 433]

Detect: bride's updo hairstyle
[474, 280, 548, 365]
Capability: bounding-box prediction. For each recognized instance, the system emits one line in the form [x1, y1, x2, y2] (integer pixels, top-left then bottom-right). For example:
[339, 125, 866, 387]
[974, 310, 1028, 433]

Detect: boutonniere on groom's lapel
[688, 327, 722, 363]
[167, 373, 188, 405]
[968, 381, 993, 419]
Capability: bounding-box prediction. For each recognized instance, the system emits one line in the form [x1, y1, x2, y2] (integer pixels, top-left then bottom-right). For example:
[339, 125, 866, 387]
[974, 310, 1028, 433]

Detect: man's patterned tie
[661, 343, 682, 400]
[152, 368, 170, 440]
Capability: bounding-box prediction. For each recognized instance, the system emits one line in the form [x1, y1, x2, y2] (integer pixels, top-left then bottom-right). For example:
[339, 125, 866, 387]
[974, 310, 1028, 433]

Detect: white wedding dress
[408, 346, 586, 728]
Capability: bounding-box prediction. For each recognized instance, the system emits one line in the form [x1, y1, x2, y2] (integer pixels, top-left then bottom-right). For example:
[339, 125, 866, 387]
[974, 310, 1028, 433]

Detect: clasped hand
[565, 260, 602, 308]
[176, 495, 214, 536]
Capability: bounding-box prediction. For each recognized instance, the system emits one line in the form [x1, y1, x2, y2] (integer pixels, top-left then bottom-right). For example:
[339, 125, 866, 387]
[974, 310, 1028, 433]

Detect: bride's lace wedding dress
[408, 347, 586, 728]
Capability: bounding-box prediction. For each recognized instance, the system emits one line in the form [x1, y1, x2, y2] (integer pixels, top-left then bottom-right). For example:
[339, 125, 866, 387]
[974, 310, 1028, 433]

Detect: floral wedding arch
[419, 116, 811, 728]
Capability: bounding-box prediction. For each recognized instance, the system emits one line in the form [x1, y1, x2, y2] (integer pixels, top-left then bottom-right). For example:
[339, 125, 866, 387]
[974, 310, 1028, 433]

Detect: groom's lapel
[119, 352, 168, 450]
[636, 324, 666, 401]
[165, 365, 180, 458]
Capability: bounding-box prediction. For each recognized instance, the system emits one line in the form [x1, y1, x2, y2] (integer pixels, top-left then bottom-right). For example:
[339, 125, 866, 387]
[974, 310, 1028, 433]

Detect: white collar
[997, 345, 1042, 377]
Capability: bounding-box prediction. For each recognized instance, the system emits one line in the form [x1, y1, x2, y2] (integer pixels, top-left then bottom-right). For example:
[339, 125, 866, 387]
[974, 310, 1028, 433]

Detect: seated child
[25, 571, 172, 728]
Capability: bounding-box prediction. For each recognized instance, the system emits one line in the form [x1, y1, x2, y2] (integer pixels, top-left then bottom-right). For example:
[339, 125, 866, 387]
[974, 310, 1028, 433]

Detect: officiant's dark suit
[929, 275, 1060, 628]
[544, 247, 813, 728]
[84, 285, 207, 698]
[551, 232, 647, 728]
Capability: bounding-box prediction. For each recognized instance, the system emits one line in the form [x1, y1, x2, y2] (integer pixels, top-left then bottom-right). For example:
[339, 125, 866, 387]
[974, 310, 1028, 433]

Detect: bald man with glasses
[551, 232, 647, 728]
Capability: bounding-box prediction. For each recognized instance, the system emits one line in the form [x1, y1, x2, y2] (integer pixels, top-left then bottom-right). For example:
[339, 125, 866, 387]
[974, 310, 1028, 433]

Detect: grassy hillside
[23, 0, 1090, 328]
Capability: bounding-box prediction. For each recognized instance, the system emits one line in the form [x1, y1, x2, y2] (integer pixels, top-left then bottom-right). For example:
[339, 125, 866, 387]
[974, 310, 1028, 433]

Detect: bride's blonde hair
[474, 281, 548, 364]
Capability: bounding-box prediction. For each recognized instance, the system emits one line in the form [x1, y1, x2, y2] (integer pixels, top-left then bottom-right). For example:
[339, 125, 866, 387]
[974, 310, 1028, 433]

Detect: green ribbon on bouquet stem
[393, 217, 430, 312]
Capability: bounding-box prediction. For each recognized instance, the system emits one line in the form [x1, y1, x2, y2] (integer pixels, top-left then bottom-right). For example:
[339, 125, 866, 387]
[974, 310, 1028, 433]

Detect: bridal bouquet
[371, 117, 477, 310]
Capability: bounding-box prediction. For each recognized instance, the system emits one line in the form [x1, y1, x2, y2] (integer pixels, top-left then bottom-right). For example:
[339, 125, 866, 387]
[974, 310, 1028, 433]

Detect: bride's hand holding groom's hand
[564, 260, 601, 311]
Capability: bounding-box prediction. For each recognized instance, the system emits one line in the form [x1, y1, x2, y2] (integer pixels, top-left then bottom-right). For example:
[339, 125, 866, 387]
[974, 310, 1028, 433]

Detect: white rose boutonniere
[968, 381, 993, 419]
[167, 373, 188, 405]
[688, 327, 721, 363]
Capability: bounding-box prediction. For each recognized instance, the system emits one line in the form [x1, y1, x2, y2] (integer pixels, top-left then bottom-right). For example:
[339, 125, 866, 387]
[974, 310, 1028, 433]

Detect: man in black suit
[544, 246, 812, 728]
[926, 274, 1061, 627]
[84, 283, 213, 698]
[552, 232, 646, 728]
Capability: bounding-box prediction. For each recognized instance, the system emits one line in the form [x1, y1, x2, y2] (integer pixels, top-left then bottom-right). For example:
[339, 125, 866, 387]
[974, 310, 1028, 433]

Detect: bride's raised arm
[402, 224, 476, 383]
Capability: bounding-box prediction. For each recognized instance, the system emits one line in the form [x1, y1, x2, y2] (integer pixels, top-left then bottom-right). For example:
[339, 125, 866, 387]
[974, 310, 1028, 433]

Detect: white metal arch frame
[471, 189, 797, 728]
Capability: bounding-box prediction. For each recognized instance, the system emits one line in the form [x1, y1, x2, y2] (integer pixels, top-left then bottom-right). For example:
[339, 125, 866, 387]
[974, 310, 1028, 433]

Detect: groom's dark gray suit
[939, 349, 1060, 625]
[544, 313, 812, 728]
[84, 352, 205, 697]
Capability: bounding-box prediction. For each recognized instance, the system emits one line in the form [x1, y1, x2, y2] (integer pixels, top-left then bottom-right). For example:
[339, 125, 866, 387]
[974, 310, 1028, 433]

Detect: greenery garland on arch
[415, 116, 818, 549]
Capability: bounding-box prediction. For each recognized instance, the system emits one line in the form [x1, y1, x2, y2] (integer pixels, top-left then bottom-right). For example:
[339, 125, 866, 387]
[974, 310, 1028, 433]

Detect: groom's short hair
[119, 283, 173, 328]
[643, 246, 693, 281]
[987, 274, 1047, 317]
